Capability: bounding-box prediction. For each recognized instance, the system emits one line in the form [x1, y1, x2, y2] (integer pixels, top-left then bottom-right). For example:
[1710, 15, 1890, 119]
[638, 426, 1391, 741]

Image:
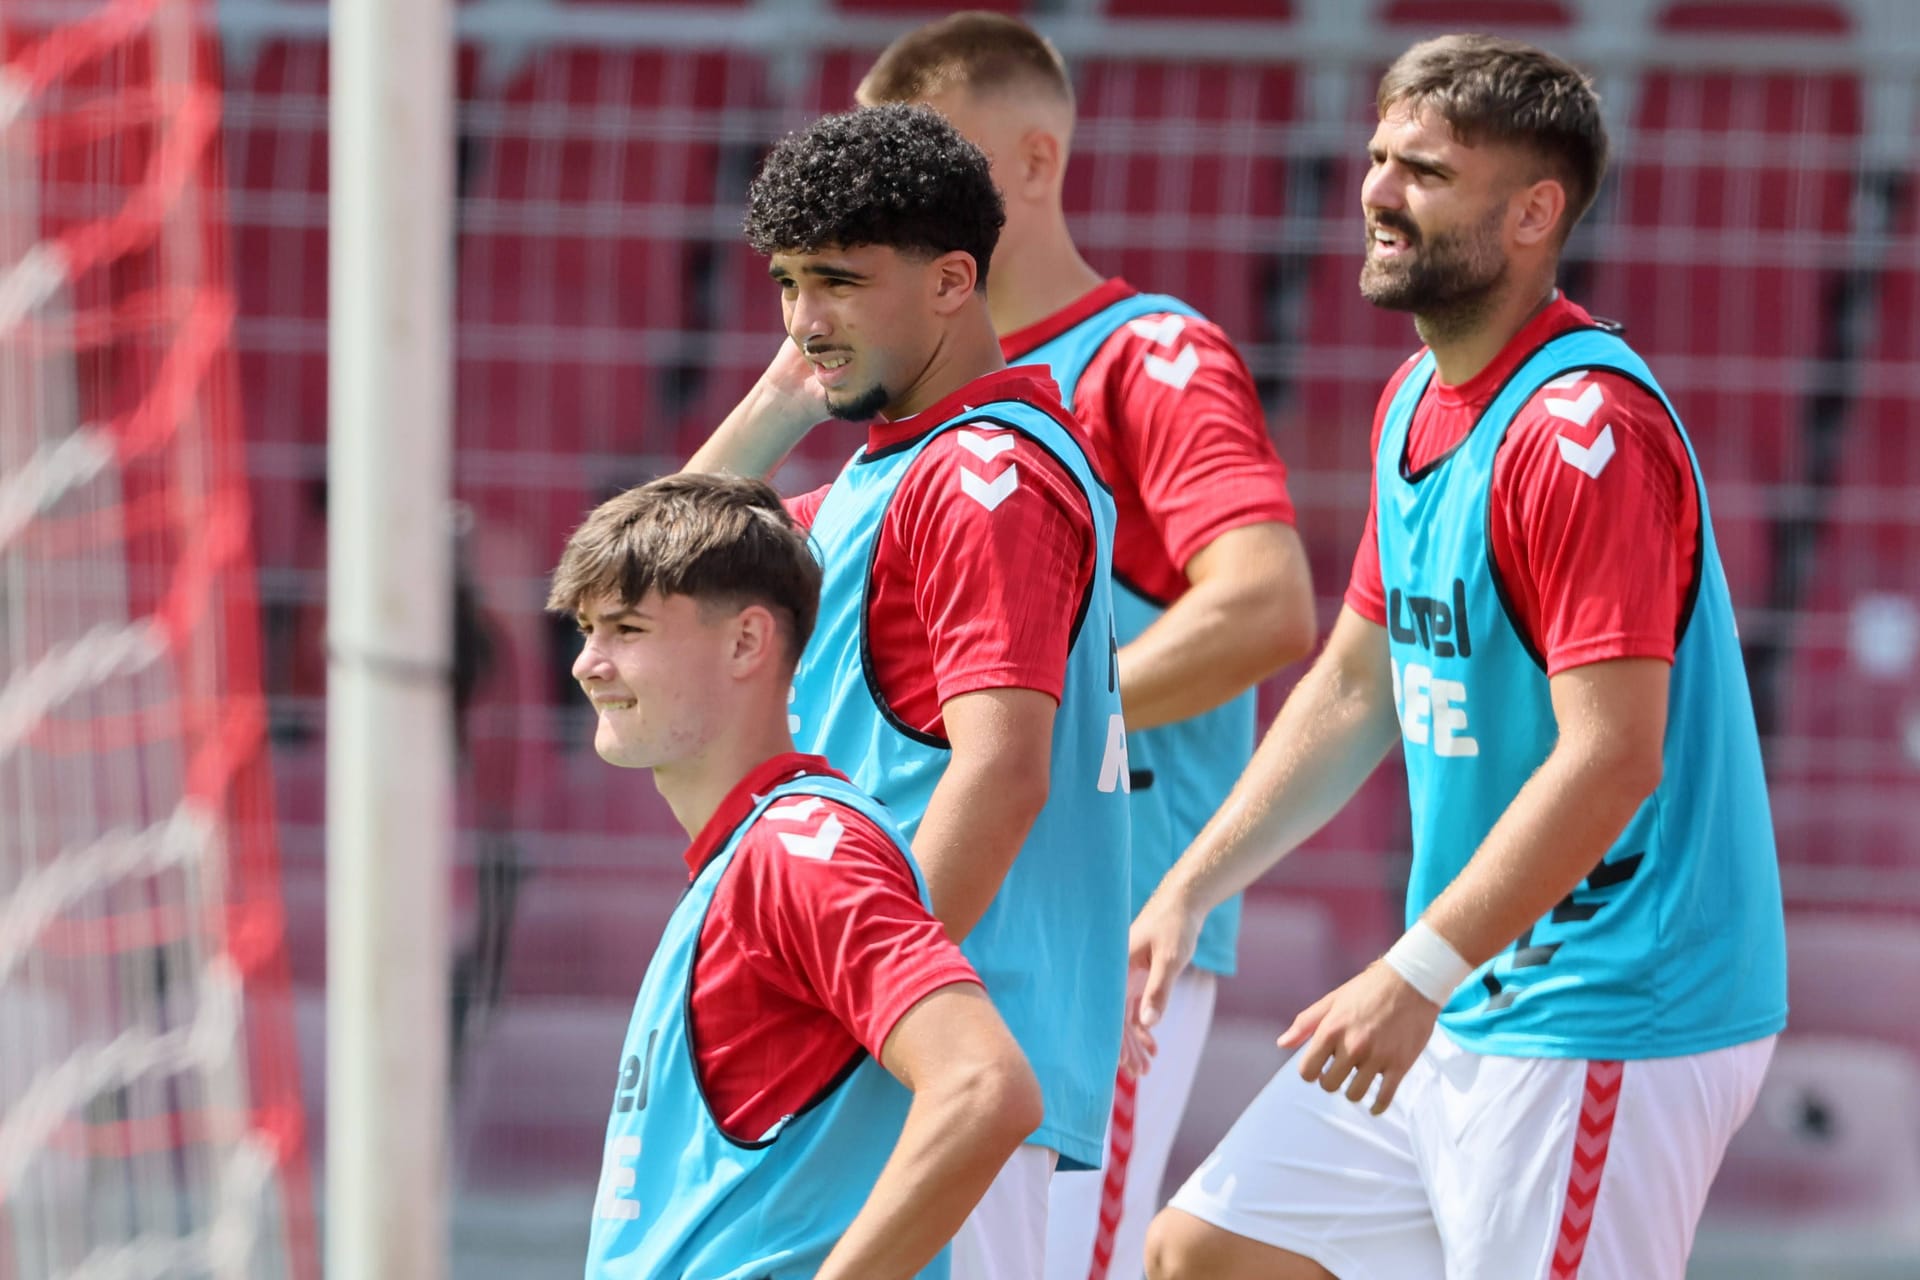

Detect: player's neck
[987, 213, 1105, 337]
[1419, 275, 1559, 387]
[653, 708, 797, 839]
[883, 304, 1008, 420]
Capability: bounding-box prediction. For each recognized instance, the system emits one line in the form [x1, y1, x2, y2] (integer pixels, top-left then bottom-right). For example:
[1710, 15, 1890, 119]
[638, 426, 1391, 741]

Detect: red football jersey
[786, 368, 1098, 734]
[1346, 294, 1702, 674]
[1000, 279, 1297, 605]
[684, 753, 979, 1141]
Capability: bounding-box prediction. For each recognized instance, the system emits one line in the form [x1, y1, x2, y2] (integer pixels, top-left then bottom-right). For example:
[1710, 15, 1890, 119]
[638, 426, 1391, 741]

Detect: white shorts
[1169, 1028, 1775, 1280]
[954, 1142, 1060, 1280]
[1045, 970, 1217, 1280]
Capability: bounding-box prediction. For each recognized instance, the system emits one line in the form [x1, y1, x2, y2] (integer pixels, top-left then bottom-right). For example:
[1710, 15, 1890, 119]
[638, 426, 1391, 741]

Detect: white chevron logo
[766, 796, 824, 823]
[960, 464, 1019, 512]
[778, 812, 844, 862]
[1144, 345, 1200, 391]
[956, 429, 1016, 462]
[1557, 423, 1617, 478]
[1544, 381, 1604, 428]
[1543, 370, 1590, 392]
[1127, 314, 1187, 346]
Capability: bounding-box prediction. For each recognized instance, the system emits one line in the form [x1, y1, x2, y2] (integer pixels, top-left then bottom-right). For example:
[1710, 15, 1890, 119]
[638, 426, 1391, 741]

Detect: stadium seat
[1705, 1035, 1920, 1237]
[1783, 914, 1920, 1063]
[455, 998, 631, 1190]
[1215, 893, 1346, 1023]
[501, 869, 683, 999]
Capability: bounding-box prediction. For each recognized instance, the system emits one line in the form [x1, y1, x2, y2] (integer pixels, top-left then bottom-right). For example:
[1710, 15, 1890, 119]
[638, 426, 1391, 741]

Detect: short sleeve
[890, 429, 1097, 706]
[1093, 316, 1296, 570]
[720, 800, 981, 1059]
[784, 484, 830, 533]
[1491, 373, 1700, 674]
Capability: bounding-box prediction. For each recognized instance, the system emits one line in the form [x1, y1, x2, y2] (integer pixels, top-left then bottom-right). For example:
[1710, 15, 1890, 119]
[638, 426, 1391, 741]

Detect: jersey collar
[999, 278, 1137, 362]
[683, 752, 844, 878]
[865, 367, 1070, 456]
[1428, 291, 1594, 410]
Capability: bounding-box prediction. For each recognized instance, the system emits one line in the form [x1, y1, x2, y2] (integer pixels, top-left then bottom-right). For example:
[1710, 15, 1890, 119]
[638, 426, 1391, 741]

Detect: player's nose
[572, 637, 610, 683]
[1361, 160, 1407, 214]
[787, 288, 834, 346]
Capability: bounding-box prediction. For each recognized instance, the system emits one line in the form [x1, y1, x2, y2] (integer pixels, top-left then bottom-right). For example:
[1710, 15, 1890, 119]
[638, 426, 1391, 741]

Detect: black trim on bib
[683, 789, 906, 1149]
[1114, 568, 1175, 612]
[1484, 351, 1710, 668]
[1398, 323, 1617, 486]
[852, 408, 1110, 745]
[858, 518, 952, 751]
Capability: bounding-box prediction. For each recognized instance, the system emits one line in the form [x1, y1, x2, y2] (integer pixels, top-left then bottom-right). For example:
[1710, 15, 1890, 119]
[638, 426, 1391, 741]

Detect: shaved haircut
[859, 10, 1073, 112]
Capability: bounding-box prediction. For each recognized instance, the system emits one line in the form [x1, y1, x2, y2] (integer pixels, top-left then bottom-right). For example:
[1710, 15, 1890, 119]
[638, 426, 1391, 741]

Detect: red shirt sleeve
[784, 484, 830, 533]
[1344, 356, 1422, 626]
[1090, 315, 1296, 570]
[720, 800, 980, 1061]
[1491, 372, 1700, 674]
[887, 427, 1097, 707]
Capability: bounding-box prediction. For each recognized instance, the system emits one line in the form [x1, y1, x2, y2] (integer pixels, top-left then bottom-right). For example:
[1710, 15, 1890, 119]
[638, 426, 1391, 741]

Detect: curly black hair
[744, 104, 1005, 289]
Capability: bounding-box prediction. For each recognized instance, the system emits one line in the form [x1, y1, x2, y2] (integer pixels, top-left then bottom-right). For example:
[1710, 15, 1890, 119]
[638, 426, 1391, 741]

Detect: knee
[1145, 1208, 1332, 1280]
[1143, 1208, 1208, 1280]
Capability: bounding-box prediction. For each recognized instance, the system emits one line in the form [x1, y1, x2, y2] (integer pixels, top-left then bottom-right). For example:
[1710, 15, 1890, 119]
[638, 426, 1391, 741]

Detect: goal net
[0, 2, 313, 1276]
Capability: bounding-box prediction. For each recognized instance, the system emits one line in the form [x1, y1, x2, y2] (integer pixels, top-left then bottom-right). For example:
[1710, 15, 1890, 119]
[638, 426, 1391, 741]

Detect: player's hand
[759, 337, 832, 428]
[1128, 887, 1202, 1035]
[1119, 963, 1158, 1077]
[1278, 959, 1439, 1116]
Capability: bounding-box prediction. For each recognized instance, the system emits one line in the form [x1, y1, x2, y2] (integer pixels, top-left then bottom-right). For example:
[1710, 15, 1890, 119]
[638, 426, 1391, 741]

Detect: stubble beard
[1360, 202, 1510, 346]
[826, 380, 891, 422]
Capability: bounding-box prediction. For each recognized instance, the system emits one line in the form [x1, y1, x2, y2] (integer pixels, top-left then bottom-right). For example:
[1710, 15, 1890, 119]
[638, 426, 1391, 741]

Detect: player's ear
[729, 603, 780, 678]
[929, 250, 979, 313]
[1512, 176, 1566, 250]
[1012, 125, 1062, 198]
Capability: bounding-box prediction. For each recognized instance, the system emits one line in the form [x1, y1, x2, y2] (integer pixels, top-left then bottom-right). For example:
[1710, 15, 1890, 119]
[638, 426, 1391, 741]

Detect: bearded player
[1133, 35, 1786, 1280]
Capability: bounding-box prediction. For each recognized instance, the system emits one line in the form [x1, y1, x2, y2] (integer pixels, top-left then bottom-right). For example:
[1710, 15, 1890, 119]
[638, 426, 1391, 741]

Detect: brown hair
[1378, 34, 1608, 240]
[859, 11, 1072, 110]
[547, 473, 821, 665]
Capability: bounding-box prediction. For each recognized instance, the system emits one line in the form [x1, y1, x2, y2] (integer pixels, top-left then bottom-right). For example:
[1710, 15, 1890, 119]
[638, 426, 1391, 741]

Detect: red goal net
[0, 2, 313, 1276]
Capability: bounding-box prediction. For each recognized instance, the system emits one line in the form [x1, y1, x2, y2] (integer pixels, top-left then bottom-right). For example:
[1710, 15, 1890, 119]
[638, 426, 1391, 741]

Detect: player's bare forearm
[914, 690, 1054, 940]
[1119, 522, 1316, 731]
[819, 987, 1042, 1280]
[1421, 658, 1670, 967]
[1154, 607, 1399, 915]
[683, 341, 826, 477]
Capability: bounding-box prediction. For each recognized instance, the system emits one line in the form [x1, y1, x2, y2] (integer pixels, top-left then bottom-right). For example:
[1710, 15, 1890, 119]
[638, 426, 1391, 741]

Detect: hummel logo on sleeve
[960, 465, 1020, 512]
[955, 429, 1020, 512]
[957, 429, 1016, 462]
[777, 813, 844, 862]
[1543, 379, 1615, 478]
[1127, 314, 1199, 390]
[1557, 424, 1617, 479]
[766, 796, 825, 823]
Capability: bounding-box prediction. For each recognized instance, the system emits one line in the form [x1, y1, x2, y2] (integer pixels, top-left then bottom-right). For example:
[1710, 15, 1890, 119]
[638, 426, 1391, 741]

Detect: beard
[824, 379, 891, 422]
[1359, 201, 1509, 331]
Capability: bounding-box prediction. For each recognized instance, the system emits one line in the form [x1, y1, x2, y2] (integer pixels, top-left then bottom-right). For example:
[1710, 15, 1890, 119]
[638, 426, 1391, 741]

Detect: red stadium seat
[1214, 893, 1346, 1022]
[1705, 1035, 1920, 1237]
[1781, 914, 1920, 1063]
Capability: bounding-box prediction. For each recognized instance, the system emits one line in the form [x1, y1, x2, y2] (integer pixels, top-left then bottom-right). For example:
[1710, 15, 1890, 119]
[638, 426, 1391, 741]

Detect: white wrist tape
[1383, 920, 1472, 1006]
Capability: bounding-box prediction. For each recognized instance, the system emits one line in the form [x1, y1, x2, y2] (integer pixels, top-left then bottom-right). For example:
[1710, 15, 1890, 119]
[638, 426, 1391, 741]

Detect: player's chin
[825, 379, 890, 422]
[1359, 262, 1421, 311]
[593, 725, 655, 770]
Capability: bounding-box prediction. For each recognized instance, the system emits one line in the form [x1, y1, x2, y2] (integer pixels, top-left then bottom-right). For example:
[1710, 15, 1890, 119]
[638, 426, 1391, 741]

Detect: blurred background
[4, 0, 1919, 1276]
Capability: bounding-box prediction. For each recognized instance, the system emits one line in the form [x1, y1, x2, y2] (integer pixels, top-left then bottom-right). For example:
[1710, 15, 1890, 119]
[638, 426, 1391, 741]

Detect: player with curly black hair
[691, 104, 1132, 1280]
